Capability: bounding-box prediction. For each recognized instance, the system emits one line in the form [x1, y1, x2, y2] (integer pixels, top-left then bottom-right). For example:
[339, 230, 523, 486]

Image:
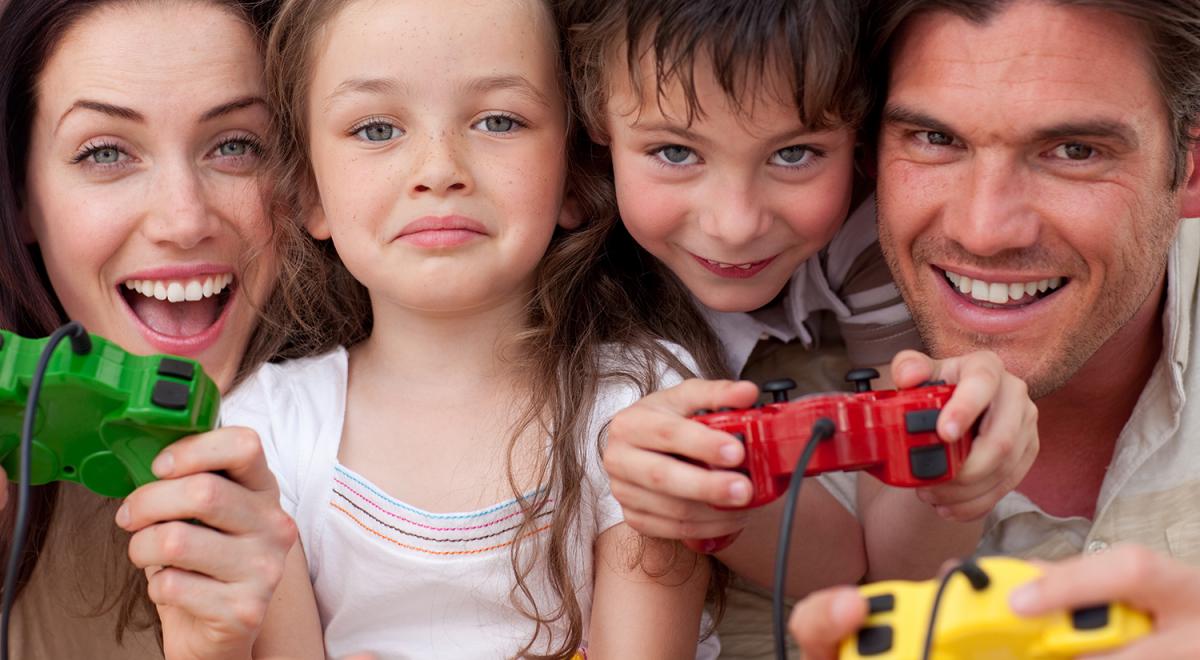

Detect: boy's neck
[1018, 275, 1167, 519]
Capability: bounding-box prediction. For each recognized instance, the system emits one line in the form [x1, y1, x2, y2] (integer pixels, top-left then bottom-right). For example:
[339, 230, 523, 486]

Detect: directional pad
[157, 358, 195, 381]
[910, 445, 949, 480]
[856, 625, 893, 656]
[1072, 604, 1110, 631]
[151, 380, 190, 410]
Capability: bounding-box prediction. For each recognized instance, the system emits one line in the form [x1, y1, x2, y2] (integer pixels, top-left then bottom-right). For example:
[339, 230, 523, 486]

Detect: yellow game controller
[839, 556, 1151, 660]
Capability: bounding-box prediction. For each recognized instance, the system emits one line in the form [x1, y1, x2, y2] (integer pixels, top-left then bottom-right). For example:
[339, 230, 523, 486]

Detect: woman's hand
[119, 426, 297, 660]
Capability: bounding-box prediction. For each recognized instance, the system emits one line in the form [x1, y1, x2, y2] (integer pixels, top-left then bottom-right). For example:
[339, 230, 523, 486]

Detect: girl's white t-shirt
[223, 345, 719, 659]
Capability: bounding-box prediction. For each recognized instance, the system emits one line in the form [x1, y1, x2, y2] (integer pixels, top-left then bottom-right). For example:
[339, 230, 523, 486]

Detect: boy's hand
[891, 350, 1039, 521]
[604, 379, 759, 541]
[119, 426, 297, 660]
[1011, 545, 1198, 658]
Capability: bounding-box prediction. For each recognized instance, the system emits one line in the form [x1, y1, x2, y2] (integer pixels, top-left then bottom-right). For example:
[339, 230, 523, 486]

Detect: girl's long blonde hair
[264, 0, 727, 656]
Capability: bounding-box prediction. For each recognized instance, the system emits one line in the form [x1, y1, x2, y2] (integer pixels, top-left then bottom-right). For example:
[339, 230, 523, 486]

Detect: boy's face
[603, 49, 857, 313]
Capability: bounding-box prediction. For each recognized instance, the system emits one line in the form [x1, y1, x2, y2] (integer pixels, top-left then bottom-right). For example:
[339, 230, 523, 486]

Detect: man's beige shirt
[981, 219, 1200, 563]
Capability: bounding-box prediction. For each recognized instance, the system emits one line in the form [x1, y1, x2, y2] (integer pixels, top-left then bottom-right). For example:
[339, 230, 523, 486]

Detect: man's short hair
[567, 0, 871, 138]
[870, 0, 1200, 187]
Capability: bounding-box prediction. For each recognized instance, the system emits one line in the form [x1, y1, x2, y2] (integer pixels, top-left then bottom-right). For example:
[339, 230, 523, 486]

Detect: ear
[1181, 131, 1200, 219]
[300, 179, 331, 240]
[558, 195, 583, 230]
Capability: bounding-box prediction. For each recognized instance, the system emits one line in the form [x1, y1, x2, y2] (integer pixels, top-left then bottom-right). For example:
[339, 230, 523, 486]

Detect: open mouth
[119, 274, 236, 338]
[940, 268, 1067, 308]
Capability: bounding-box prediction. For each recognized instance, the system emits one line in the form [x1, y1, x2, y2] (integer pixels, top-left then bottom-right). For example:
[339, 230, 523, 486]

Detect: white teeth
[944, 269, 1065, 305]
[736, 264, 753, 270]
[121, 274, 234, 303]
[705, 258, 756, 270]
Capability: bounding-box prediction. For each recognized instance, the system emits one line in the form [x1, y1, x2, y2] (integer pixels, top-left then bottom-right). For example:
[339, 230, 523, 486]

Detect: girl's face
[603, 50, 857, 314]
[305, 0, 573, 317]
[23, 2, 275, 391]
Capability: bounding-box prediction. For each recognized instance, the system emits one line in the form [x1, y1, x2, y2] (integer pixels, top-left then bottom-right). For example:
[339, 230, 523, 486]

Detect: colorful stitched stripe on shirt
[330, 463, 554, 556]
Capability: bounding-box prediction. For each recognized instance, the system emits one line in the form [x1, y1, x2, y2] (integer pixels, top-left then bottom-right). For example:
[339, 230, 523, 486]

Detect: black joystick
[845, 368, 880, 394]
[762, 378, 797, 403]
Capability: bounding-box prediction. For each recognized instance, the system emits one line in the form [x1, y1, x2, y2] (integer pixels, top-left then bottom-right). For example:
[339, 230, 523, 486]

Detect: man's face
[878, 1, 1197, 397]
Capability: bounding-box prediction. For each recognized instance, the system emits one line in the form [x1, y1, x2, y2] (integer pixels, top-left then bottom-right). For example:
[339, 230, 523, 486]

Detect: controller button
[157, 358, 195, 381]
[856, 625, 893, 656]
[919, 379, 947, 387]
[867, 594, 895, 614]
[718, 407, 735, 412]
[151, 380, 190, 410]
[905, 409, 940, 434]
[1071, 604, 1110, 630]
[695, 409, 713, 416]
[762, 378, 797, 403]
[845, 368, 881, 393]
[909, 445, 949, 480]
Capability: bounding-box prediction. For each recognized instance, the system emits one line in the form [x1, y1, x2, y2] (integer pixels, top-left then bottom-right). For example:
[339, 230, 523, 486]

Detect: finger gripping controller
[841, 556, 1151, 659]
[0, 329, 219, 498]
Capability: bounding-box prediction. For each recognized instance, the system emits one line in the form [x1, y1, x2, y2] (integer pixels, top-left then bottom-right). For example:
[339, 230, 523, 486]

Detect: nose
[697, 179, 772, 248]
[943, 152, 1041, 256]
[408, 129, 472, 197]
[141, 157, 219, 250]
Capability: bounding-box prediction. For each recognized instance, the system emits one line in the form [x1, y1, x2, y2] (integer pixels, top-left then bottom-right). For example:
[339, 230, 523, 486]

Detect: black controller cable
[773, 417, 837, 660]
[920, 557, 990, 660]
[1, 322, 91, 660]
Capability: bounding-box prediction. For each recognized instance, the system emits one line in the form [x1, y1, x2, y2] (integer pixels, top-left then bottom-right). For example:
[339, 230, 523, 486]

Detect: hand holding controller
[840, 556, 1151, 660]
[690, 369, 973, 512]
[0, 328, 219, 498]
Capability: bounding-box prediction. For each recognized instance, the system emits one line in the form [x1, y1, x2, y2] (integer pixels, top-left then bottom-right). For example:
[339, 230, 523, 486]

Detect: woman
[0, 1, 312, 657]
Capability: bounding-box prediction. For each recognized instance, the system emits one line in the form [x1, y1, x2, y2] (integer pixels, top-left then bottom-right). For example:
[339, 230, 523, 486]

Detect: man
[788, 0, 1200, 655]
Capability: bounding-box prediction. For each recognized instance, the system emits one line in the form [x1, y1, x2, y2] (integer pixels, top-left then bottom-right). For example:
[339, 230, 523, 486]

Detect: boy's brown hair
[567, 0, 871, 139]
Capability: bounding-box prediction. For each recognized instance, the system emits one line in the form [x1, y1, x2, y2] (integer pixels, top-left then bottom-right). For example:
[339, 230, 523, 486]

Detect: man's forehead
[886, 1, 1160, 116]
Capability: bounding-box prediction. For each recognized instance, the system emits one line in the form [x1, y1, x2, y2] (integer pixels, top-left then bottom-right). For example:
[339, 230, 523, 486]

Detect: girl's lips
[690, 253, 777, 280]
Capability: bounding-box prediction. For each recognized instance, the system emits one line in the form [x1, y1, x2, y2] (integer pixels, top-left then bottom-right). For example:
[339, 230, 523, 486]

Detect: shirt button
[1086, 540, 1110, 554]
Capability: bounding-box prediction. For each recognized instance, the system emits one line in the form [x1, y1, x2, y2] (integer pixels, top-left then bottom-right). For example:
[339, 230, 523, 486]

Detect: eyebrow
[462, 75, 552, 108]
[885, 104, 1139, 150]
[324, 77, 407, 110]
[56, 96, 266, 134]
[200, 96, 267, 122]
[57, 100, 144, 131]
[628, 121, 708, 145]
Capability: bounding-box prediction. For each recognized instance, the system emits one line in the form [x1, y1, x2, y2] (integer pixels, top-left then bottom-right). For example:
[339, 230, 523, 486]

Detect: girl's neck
[352, 288, 533, 398]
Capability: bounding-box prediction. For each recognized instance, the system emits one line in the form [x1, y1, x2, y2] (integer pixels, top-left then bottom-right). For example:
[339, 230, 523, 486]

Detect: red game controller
[684, 369, 973, 553]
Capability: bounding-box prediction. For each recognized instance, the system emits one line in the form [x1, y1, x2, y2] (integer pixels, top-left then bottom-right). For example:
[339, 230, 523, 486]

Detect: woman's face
[22, 1, 275, 391]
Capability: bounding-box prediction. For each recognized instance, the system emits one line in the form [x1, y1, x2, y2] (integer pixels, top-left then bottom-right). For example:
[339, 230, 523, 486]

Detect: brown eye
[1061, 143, 1095, 160]
[924, 131, 955, 146]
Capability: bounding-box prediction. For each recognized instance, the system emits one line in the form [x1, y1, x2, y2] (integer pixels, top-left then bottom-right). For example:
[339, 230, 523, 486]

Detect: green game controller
[0, 329, 219, 498]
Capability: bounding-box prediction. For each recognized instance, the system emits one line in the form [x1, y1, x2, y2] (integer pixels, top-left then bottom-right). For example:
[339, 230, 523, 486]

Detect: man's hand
[891, 350, 1039, 521]
[787, 586, 869, 660]
[1011, 545, 1199, 658]
[604, 378, 760, 542]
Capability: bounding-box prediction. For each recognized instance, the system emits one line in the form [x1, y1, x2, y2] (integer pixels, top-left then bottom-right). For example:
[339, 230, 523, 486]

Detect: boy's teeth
[123, 275, 233, 303]
[944, 270, 1064, 305]
[705, 258, 755, 270]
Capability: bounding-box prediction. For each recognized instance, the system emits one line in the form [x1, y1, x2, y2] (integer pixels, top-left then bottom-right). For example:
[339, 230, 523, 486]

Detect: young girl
[223, 0, 724, 657]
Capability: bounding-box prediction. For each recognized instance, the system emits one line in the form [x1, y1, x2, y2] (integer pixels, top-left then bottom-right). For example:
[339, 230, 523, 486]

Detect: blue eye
[355, 122, 398, 142]
[91, 147, 121, 164]
[654, 145, 698, 166]
[213, 136, 263, 159]
[473, 114, 523, 134]
[770, 146, 814, 167]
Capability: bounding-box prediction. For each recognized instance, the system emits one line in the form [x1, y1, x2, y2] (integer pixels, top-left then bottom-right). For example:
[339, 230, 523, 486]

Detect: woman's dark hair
[0, 0, 278, 645]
